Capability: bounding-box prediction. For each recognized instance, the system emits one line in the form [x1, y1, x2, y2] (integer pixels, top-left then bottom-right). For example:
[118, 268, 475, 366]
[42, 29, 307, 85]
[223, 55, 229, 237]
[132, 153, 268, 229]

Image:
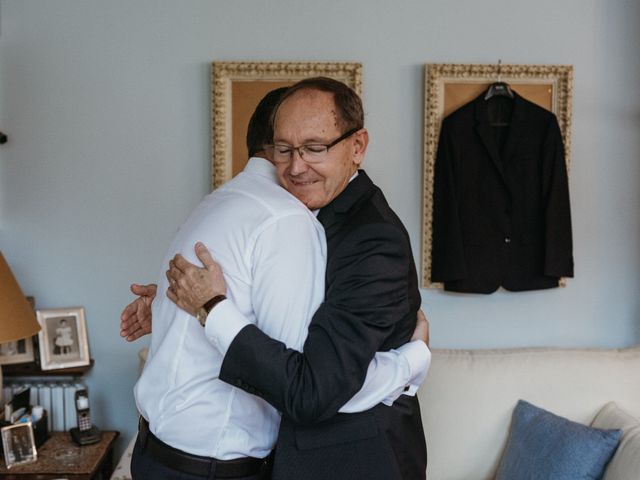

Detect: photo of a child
[54, 318, 74, 355]
[46, 316, 79, 360]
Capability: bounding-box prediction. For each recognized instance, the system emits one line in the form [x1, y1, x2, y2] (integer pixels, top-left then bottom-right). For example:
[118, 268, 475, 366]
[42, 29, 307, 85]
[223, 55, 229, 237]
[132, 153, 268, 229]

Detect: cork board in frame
[422, 63, 573, 288]
[211, 62, 363, 190]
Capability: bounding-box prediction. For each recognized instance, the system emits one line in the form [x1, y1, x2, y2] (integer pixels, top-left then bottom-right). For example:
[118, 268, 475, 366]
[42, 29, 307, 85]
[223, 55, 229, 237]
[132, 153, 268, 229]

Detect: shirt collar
[243, 159, 361, 218]
[243, 156, 279, 184]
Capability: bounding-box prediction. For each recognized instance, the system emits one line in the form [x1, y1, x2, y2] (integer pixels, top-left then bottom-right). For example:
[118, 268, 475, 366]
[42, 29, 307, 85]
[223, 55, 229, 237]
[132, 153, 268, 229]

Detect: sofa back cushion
[417, 346, 640, 480]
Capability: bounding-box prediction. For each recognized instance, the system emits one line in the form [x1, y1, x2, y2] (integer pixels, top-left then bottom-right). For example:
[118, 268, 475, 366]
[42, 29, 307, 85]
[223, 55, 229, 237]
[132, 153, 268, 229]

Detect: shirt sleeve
[339, 340, 431, 413]
[204, 299, 249, 353]
[209, 296, 432, 413]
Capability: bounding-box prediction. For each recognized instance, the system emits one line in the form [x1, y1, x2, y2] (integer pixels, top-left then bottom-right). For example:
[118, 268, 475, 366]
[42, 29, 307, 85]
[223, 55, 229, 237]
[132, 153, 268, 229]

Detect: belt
[138, 417, 270, 478]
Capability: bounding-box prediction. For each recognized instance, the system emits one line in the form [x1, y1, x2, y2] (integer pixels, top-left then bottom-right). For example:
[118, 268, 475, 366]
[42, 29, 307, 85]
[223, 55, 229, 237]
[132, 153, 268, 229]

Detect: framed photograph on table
[211, 61, 363, 189]
[421, 63, 573, 288]
[36, 307, 90, 370]
[1, 422, 38, 468]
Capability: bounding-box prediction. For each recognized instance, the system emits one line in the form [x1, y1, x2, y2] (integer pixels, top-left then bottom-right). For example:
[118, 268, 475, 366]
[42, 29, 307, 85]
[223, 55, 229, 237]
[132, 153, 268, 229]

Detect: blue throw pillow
[495, 400, 621, 480]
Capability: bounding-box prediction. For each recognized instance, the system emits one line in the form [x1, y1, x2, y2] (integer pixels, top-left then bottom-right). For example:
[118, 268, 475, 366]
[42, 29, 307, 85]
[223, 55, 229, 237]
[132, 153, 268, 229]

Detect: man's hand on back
[411, 308, 430, 347]
[120, 283, 156, 341]
[166, 242, 227, 316]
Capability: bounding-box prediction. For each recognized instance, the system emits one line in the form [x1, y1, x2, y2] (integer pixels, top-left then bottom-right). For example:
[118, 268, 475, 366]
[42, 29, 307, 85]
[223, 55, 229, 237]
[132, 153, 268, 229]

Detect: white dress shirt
[135, 157, 430, 460]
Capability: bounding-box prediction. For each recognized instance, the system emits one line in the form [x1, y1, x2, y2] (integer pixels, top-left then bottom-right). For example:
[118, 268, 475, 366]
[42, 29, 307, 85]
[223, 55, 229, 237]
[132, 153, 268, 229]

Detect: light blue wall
[1, 0, 639, 454]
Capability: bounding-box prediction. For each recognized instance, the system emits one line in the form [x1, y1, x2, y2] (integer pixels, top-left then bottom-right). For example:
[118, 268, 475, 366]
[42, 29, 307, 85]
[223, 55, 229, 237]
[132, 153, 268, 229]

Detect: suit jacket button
[504, 237, 511, 244]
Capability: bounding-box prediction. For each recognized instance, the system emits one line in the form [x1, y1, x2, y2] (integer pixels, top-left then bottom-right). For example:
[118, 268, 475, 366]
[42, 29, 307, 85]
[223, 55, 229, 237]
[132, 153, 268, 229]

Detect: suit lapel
[473, 95, 506, 183]
[473, 92, 531, 195]
[316, 203, 336, 229]
[501, 93, 527, 170]
[317, 170, 375, 235]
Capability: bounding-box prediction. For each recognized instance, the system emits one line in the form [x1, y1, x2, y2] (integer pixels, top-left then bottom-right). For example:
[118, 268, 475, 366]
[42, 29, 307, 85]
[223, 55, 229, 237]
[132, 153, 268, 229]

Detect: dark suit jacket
[219, 171, 427, 480]
[431, 92, 574, 293]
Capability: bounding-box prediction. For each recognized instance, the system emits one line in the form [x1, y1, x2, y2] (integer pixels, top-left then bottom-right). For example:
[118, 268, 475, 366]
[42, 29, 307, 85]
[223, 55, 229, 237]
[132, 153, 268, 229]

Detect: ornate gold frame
[211, 61, 363, 189]
[422, 63, 573, 288]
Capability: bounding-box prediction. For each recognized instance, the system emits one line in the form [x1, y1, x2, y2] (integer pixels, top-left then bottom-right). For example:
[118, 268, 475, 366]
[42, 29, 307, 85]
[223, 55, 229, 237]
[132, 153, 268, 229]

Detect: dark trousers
[130, 434, 271, 480]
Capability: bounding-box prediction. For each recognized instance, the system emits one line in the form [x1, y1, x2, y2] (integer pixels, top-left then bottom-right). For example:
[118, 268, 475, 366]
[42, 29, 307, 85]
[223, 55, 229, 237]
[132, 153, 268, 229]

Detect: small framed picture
[36, 307, 90, 371]
[0, 338, 36, 365]
[0, 296, 37, 366]
[1, 422, 38, 468]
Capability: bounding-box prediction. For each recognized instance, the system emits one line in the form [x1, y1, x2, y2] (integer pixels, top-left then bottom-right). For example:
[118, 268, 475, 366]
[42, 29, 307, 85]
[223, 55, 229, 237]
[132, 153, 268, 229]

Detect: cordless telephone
[76, 389, 92, 431]
[69, 388, 102, 445]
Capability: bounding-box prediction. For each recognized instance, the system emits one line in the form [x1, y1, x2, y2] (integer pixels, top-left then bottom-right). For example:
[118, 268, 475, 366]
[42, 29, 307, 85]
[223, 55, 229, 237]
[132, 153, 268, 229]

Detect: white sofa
[417, 345, 640, 479]
[113, 345, 640, 479]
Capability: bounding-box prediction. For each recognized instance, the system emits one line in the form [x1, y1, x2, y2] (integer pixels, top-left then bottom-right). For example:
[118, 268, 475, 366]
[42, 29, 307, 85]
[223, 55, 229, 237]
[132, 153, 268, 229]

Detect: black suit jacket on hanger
[219, 171, 427, 480]
[431, 92, 574, 293]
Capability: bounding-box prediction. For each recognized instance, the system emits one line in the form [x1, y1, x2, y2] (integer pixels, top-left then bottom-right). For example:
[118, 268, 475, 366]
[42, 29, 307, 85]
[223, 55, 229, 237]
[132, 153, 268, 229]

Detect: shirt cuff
[397, 340, 432, 396]
[203, 299, 251, 354]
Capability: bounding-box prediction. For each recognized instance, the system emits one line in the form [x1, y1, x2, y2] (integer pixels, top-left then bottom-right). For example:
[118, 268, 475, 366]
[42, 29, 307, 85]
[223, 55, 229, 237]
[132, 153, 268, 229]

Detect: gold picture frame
[211, 61, 363, 189]
[422, 63, 573, 288]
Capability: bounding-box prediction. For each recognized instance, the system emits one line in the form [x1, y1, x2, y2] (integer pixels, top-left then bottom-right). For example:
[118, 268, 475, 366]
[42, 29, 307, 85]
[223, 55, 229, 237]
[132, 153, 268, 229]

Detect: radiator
[3, 380, 85, 431]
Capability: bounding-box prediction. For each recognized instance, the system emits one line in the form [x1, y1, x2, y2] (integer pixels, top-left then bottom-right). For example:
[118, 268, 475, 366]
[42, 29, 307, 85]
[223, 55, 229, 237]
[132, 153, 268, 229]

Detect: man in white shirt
[123, 88, 430, 480]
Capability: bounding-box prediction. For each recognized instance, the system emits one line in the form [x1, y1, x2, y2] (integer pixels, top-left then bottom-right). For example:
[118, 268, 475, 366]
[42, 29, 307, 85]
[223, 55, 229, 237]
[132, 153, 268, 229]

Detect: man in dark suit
[167, 77, 427, 479]
[431, 91, 573, 293]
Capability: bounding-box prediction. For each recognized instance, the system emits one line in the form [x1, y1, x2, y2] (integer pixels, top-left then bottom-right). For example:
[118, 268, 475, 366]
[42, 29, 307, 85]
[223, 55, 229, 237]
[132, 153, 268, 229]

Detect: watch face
[196, 308, 207, 327]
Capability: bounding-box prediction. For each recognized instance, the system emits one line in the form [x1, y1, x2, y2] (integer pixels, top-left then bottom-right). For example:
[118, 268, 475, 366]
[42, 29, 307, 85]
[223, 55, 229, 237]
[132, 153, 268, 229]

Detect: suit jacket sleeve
[542, 116, 574, 277]
[218, 223, 413, 425]
[431, 118, 467, 281]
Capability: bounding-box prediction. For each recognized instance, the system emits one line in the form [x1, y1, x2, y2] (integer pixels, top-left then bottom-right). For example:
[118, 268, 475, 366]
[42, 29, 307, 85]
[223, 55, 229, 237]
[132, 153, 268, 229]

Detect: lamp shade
[0, 252, 41, 343]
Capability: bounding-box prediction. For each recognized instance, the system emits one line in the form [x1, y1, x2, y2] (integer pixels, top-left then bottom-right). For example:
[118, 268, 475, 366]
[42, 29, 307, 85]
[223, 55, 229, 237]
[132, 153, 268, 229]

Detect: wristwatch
[195, 294, 227, 327]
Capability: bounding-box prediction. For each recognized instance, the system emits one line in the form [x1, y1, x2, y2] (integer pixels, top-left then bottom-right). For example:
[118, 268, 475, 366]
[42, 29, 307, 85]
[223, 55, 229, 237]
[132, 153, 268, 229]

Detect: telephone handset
[76, 390, 92, 431]
[69, 388, 102, 445]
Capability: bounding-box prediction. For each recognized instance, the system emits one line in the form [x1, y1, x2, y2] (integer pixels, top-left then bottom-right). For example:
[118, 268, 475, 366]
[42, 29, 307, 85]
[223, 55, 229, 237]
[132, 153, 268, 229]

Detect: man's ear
[352, 128, 369, 166]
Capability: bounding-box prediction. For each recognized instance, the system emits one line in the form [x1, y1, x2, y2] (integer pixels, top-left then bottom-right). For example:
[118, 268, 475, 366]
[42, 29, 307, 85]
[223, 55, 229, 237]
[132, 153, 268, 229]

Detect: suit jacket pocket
[294, 411, 378, 450]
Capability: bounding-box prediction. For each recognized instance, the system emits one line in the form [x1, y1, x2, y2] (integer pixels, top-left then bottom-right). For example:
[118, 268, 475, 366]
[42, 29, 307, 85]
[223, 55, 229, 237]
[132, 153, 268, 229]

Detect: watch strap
[202, 294, 227, 314]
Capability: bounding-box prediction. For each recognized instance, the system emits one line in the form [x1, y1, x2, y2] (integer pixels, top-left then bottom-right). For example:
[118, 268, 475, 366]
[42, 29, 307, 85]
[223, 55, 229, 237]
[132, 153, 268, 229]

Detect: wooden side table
[0, 430, 119, 480]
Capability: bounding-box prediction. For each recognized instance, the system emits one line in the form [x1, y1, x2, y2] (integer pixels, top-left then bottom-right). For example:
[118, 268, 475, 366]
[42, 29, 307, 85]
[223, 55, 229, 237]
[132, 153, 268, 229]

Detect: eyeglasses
[265, 128, 359, 164]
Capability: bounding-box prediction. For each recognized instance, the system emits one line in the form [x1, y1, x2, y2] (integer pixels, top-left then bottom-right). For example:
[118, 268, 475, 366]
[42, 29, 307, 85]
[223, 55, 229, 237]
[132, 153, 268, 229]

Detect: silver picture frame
[1, 422, 37, 468]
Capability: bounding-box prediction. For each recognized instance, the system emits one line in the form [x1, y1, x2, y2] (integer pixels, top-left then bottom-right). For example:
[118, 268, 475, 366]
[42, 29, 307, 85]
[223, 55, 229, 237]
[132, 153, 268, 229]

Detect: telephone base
[70, 425, 102, 446]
